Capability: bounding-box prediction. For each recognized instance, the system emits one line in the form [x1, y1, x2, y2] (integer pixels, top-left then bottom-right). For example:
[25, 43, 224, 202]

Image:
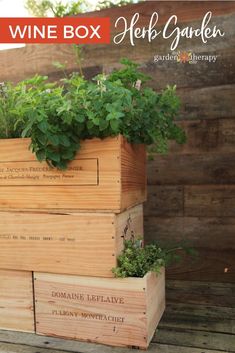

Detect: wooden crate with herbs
[0, 56, 186, 349]
[34, 269, 165, 349]
[0, 135, 146, 212]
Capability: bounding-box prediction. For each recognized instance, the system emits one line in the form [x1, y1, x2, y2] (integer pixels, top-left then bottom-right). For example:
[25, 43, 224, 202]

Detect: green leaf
[62, 150, 75, 160]
[59, 135, 70, 147]
[36, 149, 46, 162]
[110, 119, 120, 132]
[99, 119, 109, 131]
[38, 121, 49, 133]
[48, 134, 59, 146]
[46, 151, 60, 163]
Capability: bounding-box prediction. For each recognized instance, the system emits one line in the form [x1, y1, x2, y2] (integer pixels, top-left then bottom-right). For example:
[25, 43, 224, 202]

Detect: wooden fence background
[0, 1, 234, 283]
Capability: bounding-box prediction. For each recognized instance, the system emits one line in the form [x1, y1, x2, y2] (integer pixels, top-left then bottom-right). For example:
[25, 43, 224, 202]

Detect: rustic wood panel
[178, 85, 235, 120]
[170, 119, 219, 154]
[168, 118, 235, 155]
[160, 303, 235, 334]
[0, 205, 143, 277]
[0, 336, 228, 353]
[0, 135, 146, 212]
[154, 327, 235, 352]
[219, 119, 235, 153]
[147, 153, 235, 185]
[166, 280, 235, 307]
[145, 186, 184, 216]
[144, 216, 235, 249]
[169, 119, 219, 154]
[184, 185, 235, 217]
[144, 216, 235, 282]
[0, 270, 34, 333]
[143, 46, 235, 90]
[161, 302, 235, 333]
[34, 270, 165, 349]
[0, 2, 234, 83]
[78, 1, 235, 26]
[165, 249, 235, 283]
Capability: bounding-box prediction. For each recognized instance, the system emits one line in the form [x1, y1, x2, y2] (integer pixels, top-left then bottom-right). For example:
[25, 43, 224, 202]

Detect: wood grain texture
[145, 186, 184, 216]
[184, 185, 235, 217]
[144, 46, 235, 90]
[145, 215, 235, 282]
[147, 271, 166, 346]
[168, 118, 235, 154]
[219, 119, 235, 153]
[147, 153, 235, 185]
[165, 249, 235, 283]
[160, 303, 235, 334]
[0, 338, 228, 353]
[0, 270, 34, 333]
[153, 327, 235, 352]
[0, 205, 143, 277]
[166, 280, 235, 307]
[144, 216, 235, 250]
[115, 204, 143, 254]
[178, 85, 235, 120]
[0, 135, 146, 212]
[34, 270, 165, 349]
[121, 137, 146, 211]
[155, 118, 235, 155]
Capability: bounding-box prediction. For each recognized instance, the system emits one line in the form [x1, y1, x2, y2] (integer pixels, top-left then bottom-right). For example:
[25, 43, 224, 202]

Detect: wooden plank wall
[0, 1, 234, 283]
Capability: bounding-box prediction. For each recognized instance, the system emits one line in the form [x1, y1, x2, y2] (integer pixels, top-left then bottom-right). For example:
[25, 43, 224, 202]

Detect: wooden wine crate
[34, 269, 165, 349]
[0, 270, 34, 333]
[0, 135, 146, 212]
[0, 205, 143, 277]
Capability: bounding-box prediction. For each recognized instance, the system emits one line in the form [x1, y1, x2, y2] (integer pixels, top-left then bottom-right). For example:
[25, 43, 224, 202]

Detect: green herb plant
[0, 59, 186, 169]
[112, 239, 195, 278]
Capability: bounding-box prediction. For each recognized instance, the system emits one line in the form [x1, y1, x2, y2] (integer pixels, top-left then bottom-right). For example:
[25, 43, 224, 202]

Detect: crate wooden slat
[0, 135, 146, 212]
[0, 270, 34, 333]
[34, 269, 165, 349]
[0, 205, 143, 277]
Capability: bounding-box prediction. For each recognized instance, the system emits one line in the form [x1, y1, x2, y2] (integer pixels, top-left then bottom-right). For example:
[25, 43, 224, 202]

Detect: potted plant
[33, 239, 183, 349]
[0, 59, 185, 211]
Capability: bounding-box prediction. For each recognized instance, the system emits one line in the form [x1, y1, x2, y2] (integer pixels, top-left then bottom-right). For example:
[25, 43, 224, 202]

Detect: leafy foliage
[25, 0, 138, 16]
[25, 0, 86, 17]
[96, 0, 137, 11]
[112, 239, 196, 278]
[0, 59, 186, 169]
[0, 81, 27, 138]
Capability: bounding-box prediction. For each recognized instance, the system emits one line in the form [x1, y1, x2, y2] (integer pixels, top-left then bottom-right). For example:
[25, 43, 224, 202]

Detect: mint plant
[0, 59, 186, 169]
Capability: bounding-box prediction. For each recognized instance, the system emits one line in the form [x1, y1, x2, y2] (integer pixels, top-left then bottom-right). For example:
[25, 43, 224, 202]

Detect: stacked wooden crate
[0, 135, 165, 349]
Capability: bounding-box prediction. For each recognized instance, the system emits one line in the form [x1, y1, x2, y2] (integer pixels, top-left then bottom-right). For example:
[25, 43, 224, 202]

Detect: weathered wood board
[147, 153, 235, 185]
[144, 216, 235, 282]
[0, 205, 143, 277]
[34, 269, 165, 349]
[0, 1, 234, 83]
[184, 185, 235, 217]
[0, 135, 146, 212]
[0, 270, 34, 333]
